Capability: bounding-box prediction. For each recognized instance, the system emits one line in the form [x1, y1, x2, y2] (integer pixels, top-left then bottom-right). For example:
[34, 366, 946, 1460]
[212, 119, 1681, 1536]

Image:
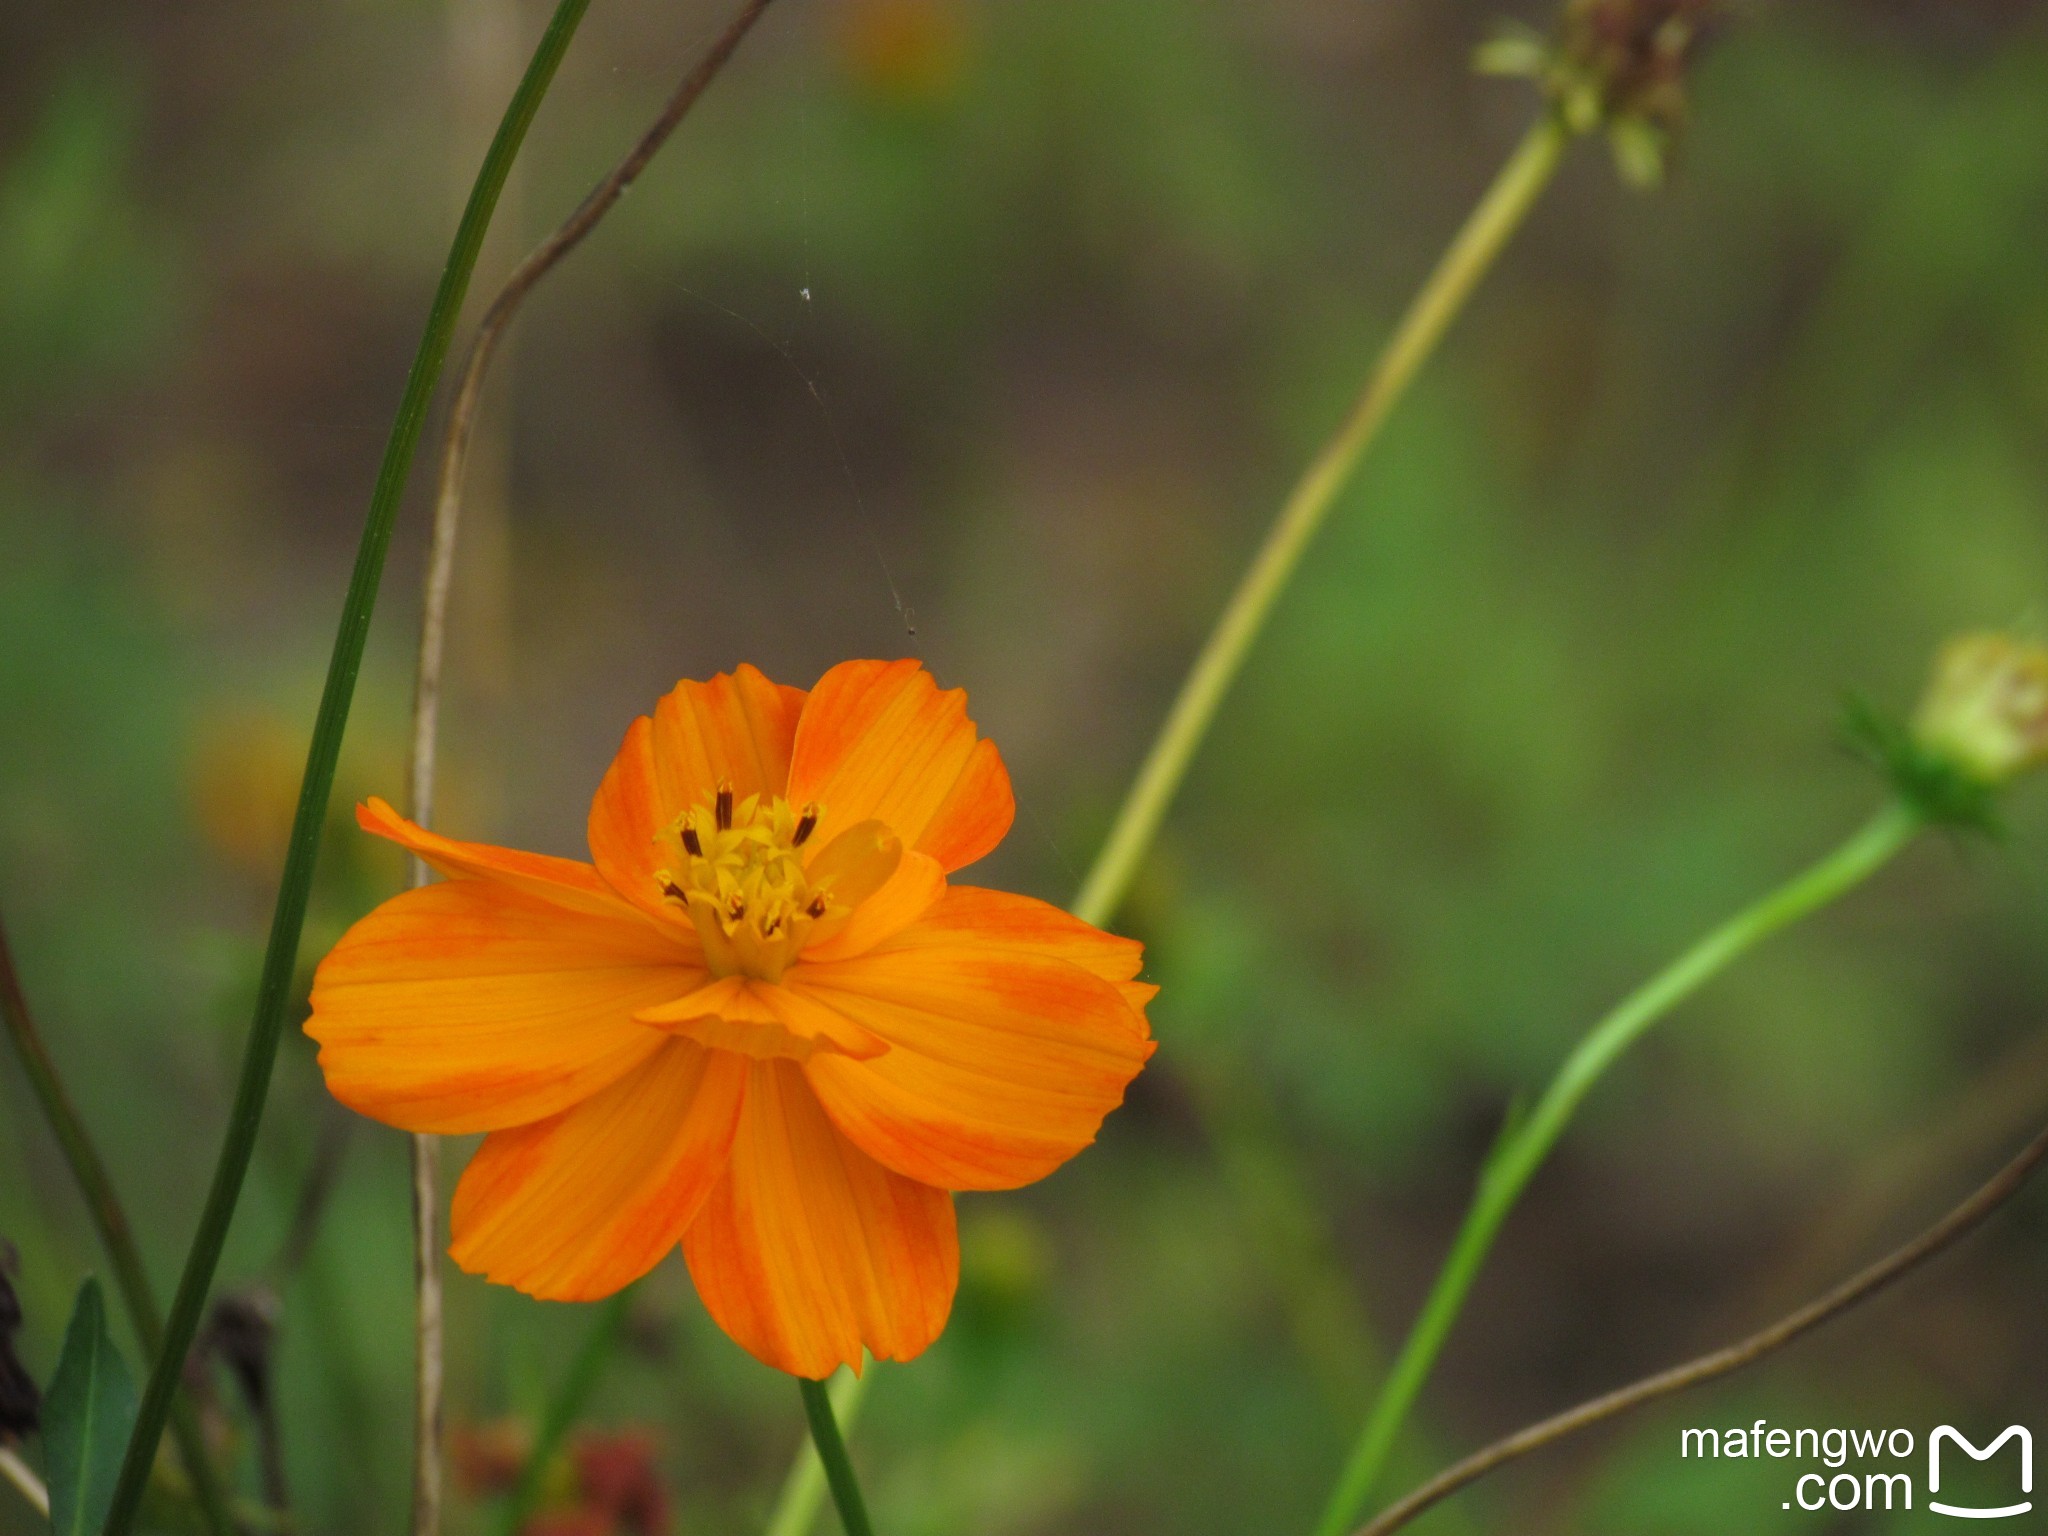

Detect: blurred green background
[6, 1, 2048, 1532]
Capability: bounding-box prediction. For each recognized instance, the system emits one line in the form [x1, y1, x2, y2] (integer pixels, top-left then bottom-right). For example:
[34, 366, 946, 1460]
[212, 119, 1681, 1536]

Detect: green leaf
[41, 1279, 138, 1536]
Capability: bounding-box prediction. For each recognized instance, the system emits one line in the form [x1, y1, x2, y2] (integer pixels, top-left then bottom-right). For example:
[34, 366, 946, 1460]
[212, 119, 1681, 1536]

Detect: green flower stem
[1313, 799, 1924, 1536]
[496, 1288, 632, 1536]
[765, 1366, 867, 1536]
[1070, 113, 1571, 932]
[99, 3, 593, 1530]
[758, 106, 1576, 1536]
[798, 1376, 877, 1536]
[0, 914, 237, 1536]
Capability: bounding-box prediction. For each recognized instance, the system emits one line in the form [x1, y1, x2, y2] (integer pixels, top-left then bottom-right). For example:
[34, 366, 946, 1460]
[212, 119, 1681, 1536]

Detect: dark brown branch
[1351, 1120, 2048, 1536]
[410, 0, 781, 831]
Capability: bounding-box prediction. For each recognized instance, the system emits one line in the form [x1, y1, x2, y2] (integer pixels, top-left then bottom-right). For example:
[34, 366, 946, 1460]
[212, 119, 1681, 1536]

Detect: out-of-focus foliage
[4, 2, 2048, 1532]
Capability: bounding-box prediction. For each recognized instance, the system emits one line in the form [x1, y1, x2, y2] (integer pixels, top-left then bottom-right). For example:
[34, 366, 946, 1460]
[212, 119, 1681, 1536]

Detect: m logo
[1929, 1425, 2032, 1519]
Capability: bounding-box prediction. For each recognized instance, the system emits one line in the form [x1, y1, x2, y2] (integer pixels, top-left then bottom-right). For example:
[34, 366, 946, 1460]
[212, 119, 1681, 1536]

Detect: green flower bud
[1912, 633, 2048, 787]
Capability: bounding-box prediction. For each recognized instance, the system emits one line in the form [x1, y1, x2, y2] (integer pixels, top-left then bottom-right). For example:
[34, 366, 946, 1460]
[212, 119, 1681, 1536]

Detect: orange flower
[306, 661, 1155, 1377]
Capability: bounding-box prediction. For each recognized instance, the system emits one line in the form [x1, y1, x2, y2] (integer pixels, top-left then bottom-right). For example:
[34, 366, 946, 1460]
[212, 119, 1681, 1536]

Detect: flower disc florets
[655, 784, 901, 981]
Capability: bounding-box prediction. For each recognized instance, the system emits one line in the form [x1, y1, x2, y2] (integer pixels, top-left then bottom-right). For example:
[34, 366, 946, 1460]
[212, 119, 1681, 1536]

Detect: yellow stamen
[653, 794, 899, 981]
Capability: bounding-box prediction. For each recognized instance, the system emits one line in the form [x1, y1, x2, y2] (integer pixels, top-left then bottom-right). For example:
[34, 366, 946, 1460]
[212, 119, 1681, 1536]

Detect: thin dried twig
[416, 0, 782, 775]
[1350, 1121, 2048, 1536]
[401, 6, 781, 1535]
[405, 1143, 443, 1536]
[1759, 1028, 2048, 1304]
[0, 1445, 48, 1519]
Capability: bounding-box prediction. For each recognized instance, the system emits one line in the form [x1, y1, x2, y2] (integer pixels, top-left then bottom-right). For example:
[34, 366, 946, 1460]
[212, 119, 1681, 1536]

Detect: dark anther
[660, 878, 687, 902]
[715, 784, 734, 830]
[792, 805, 818, 846]
[807, 895, 827, 918]
[681, 826, 703, 857]
[727, 896, 746, 921]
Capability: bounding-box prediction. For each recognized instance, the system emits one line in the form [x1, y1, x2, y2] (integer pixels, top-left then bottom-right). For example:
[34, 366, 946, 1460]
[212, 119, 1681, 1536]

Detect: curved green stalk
[760, 109, 1574, 1536]
[0, 914, 238, 1535]
[1314, 800, 1923, 1536]
[1071, 114, 1570, 931]
[798, 1377, 876, 1536]
[765, 1367, 867, 1536]
[98, 3, 594, 1529]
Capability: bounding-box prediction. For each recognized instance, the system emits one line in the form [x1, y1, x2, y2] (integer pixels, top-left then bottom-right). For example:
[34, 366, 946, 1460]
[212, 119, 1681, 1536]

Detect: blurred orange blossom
[305, 660, 1156, 1377]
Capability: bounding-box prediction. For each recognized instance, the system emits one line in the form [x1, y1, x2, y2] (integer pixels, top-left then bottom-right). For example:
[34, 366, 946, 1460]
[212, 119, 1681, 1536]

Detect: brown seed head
[1480, 0, 1722, 186]
[1558, 0, 1715, 128]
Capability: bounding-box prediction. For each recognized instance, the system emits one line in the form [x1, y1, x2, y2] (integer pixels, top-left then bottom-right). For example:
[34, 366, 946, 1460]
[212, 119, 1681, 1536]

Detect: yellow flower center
[655, 784, 900, 982]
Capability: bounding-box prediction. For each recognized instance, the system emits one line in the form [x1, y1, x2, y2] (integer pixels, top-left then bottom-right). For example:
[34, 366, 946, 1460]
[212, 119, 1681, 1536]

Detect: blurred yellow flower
[836, 0, 969, 105]
[188, 712, 306, 880]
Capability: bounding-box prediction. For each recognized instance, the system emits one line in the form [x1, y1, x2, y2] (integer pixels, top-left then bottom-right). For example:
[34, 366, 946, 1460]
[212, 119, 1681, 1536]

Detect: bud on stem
[1913, 633, 2048, 788]
[1477, 0, 1719, 187]
[1847, 631, 2048, 832]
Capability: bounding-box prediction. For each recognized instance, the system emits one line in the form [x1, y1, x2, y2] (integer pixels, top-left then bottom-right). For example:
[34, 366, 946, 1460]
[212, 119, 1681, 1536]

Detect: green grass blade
[97, 2, 594, 1530]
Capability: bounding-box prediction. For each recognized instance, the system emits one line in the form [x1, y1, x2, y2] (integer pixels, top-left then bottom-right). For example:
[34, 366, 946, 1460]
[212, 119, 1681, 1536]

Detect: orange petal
[307, 879, 697, 1133]
[801, 851, 948, 964]
[682, 1060, 956, 1378]
[786, 660, 1014, 873]
[792, 936, 1154, 1192]
[358, 798, 636, 921]
[449, 1042, 748, 1299]
[906, 884, 1157, 1018]
[587, 666, 807, 924]
[636, 975, 887, 1062]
